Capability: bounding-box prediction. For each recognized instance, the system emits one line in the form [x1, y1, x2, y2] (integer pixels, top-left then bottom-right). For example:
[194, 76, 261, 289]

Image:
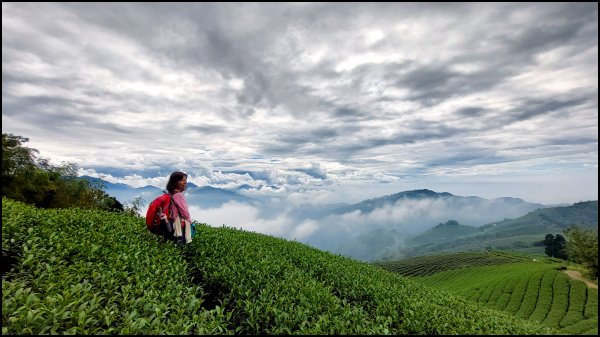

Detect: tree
[124, 196, 146, 217]
[2, 133, 38, 176]
[2, 132, 126, 212]
[553, 234, 568, 260]
[2, 133, 39, 201]
[542, 233, 568, 259]
[564, 225, 598, 278]
[543, 234, 556, 257]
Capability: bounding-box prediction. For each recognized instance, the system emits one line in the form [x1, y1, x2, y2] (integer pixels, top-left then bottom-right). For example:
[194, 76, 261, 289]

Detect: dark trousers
[151, 219, 176, 242]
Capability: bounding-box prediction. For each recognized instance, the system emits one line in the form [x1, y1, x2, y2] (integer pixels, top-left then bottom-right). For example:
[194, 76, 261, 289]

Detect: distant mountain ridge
[480, 200, 598, 233]
[330, 189, 548, 261]
[81, 176, 163, 206]
[410, 220, 481, 247]
[82, 176, 593, 263]
[185, 185, 257, 208]
[381, 200, 599, 260]
[331, 189, 453, 214]
[80, 175, 257, 209]
[331, 189, 544, 217]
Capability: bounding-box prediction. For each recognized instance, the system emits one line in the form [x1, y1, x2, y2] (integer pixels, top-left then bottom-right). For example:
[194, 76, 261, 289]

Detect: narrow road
[562, 270, 598, 289]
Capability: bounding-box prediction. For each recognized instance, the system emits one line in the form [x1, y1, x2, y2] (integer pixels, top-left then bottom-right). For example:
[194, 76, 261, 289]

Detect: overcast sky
[2, 2, 598, 205]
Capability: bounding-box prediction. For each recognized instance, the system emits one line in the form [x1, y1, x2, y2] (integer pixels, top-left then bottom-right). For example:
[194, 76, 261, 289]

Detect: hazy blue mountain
[330, 189, 544, 220]
[81, 176, 257, 209]
[479, 200, 598, 233]
[81, 176, 163, 206]
[329, 189, 549, 262]
[331, 189, 453, 214]
[409, 220, 482, 247]
[185, 186, 258, 208]
[384, 200, 599, 260]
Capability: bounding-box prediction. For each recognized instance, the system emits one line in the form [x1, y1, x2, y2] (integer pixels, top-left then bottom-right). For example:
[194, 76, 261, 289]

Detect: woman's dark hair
[166, 171, 188, 193]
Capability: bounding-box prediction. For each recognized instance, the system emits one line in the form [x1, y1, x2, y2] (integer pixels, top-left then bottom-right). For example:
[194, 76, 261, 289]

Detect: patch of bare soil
[562, 270, 598, 289]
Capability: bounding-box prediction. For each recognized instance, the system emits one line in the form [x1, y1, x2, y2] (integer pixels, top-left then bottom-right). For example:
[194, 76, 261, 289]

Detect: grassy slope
[2, 198, 552, 335]
[378, 253, 598, 335]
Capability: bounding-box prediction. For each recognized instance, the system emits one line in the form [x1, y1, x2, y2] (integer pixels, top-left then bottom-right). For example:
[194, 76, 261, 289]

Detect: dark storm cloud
[333, 107, 368, 119]
[509, 97, 590, 122]
[3, 96, 130, 135]
[455, 107, 489, 118]
[392, 65, 506, 107]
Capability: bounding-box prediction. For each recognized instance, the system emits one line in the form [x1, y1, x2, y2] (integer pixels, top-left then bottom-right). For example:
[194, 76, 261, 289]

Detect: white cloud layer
[2, 3, 598, 206]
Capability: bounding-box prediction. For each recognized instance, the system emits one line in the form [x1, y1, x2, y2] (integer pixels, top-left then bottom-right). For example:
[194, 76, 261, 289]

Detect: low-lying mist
[188, 194, 545, 261]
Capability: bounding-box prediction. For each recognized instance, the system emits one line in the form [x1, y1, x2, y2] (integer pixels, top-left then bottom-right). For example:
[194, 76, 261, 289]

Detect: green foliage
[2, 133, 40, 201]
[401, 255, 598, 335]
[374, 251, 530, 277]
[1, 133, 123, 212]
[2, 198, 230, 334]
[2, 198, 553, 335]
[2, 134, 38, 175]
[124, 196, 146, 217]
[543, 234, 568, 260]
[401, 202, 598, 258]
[442, 220, 460, 226]
[564, 225, 599, 279]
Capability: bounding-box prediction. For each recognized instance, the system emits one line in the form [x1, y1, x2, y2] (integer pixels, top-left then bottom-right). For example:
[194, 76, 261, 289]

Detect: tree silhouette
[543, 233, 568, 259]
[2, 132, 124, 211]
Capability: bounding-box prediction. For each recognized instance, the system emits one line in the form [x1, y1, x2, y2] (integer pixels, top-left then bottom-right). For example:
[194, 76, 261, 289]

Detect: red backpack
[145, 193, 172, 232]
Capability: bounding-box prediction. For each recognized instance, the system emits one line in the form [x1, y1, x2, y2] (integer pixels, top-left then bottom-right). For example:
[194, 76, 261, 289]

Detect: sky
[2, 2, 598, 207]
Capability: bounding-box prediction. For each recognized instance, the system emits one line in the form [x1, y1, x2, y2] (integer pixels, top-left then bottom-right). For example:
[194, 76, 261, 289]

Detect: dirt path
[562, 270, 598, 289]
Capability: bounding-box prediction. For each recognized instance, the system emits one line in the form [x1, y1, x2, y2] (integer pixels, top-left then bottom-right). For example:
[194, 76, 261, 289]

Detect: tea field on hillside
[3, 198, 553, 334]
[376, 252, 598, 335]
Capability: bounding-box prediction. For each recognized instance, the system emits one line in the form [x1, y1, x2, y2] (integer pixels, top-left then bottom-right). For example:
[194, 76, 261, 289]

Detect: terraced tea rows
[374, 251, 530, 277]
[377, 253, 597, 335]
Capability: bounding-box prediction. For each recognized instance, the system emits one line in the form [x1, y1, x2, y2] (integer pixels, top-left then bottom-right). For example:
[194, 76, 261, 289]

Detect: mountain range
[330, 188, 545, 221]
[82, 176, 597, 262]
[329, 189, 548, 261]
[82, 176, 257, 209]
[376, 200, 598, 261]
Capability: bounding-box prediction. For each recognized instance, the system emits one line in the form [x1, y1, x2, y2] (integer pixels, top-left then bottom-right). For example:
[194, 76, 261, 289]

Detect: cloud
[290, 220, 320, 240]
[189, 202, 295, 238]
[179, 188, 551, 258]
[2, 2, 597, 206]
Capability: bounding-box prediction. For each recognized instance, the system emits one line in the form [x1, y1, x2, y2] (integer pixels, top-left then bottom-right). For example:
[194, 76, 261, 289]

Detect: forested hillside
[392, 201, 598, 259]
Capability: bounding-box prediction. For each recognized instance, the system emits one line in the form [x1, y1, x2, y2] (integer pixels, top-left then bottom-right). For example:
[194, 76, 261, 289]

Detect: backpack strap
[170, 193, 184, 220]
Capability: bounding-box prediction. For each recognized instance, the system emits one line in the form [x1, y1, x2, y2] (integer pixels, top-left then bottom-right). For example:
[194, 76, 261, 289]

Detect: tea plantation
[3, 198, 554, 334]
[376, 252, 598, 335]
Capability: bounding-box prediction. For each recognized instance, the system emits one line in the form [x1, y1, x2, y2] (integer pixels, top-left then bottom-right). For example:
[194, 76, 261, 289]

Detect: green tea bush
[3, 198, 553, 334]
[185, 226, 552, 334]
[2, 198, 231, 334]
